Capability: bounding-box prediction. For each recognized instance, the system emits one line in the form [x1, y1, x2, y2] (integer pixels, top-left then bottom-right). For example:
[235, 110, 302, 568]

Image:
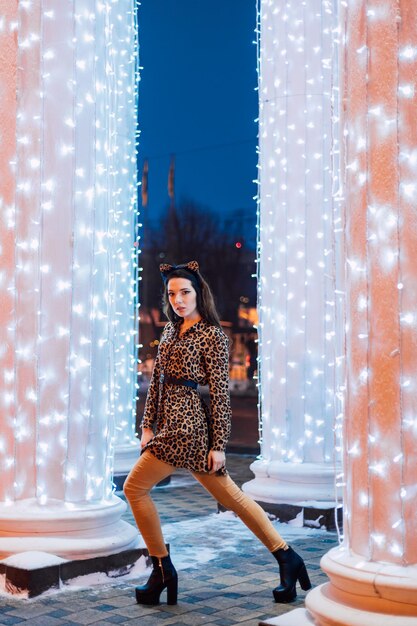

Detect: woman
[124, 260, 311, 606]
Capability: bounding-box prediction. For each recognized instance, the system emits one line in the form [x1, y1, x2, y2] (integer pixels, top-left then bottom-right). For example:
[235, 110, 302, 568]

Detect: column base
[0, 495, 139, 560]
[306, 546, 417, 625]
[242, 460, 338, 505]
[113, 440, 141, 476]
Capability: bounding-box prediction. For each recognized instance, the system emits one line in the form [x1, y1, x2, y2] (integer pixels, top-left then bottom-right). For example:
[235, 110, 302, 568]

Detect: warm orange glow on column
[397, 0, 417, 566]
[0, 1, 18, 502]
[342, 0, 370, 559]
[307, 1, 417, 623]
[345, 0, 410, 566]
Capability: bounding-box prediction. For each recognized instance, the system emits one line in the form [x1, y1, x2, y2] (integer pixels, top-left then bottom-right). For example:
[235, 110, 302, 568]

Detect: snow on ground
[163, 510, 328, 571]
[0, 509, 329, 599]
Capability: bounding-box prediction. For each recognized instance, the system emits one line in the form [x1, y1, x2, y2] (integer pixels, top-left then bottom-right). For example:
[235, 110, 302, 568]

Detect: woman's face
[167, 277, 199, 320]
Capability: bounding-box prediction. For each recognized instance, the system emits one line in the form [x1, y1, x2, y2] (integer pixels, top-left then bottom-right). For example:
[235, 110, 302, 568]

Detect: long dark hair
[162, 268, 221, 327]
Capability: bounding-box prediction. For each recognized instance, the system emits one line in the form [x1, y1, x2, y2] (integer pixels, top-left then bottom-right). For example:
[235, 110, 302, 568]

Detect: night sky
[138, 0, 258, 247]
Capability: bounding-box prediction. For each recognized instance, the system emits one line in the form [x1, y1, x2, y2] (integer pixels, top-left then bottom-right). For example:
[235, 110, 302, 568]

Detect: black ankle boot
[272, 546, 312, 603]
[135, 554, 178, 605]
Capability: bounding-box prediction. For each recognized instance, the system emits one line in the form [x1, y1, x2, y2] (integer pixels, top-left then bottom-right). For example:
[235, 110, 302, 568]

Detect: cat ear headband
[160, 260, 200, 283]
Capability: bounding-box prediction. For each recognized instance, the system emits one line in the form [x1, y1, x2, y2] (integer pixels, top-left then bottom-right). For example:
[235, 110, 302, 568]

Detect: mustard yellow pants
[123, 450, 287, 557]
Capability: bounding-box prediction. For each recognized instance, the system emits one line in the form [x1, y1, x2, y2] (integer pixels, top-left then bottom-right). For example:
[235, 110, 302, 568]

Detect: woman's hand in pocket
[208, 450, 226, 474]
[141, 427, 154, 448]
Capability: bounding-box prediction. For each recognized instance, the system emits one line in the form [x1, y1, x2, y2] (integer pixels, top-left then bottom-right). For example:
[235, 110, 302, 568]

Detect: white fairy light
[359, 492, 368, 507]
[390, 542, 403, 557]
[400, 45, 417, 60]
[371, 533, 385, 547]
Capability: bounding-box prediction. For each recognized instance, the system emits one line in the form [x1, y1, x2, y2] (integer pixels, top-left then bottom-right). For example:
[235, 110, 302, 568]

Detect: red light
[235, 241, 242, 249]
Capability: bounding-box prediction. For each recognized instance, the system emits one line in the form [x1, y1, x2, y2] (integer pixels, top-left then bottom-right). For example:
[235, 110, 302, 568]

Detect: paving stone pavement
[0, 454, 339, 626]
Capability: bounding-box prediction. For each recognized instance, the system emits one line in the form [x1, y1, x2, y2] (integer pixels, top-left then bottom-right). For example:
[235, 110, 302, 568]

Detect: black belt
[160, 373, 198, 390]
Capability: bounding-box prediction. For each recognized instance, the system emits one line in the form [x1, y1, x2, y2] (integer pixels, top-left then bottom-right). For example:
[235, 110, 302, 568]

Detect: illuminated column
[110, 1, 141, 478]
[243, 0, 342, 507]
[307, 1, 417, 624]
[0, 1, 139, 559]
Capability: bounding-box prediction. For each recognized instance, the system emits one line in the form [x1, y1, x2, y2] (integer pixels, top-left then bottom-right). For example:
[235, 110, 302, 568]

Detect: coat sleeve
[141, 323, 173, 429]
[203, 326, 232, 451]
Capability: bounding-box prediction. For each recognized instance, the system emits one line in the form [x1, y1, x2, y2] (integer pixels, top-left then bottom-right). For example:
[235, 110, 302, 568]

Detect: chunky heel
[298, 564, 312, 591]
[166, 577, 178, 605]
[135, 554, 178, 606]
[272, 546, 312, 603]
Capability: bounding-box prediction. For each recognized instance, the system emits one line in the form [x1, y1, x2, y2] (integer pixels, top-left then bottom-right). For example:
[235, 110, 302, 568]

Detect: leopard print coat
[141, 319, 232, 473]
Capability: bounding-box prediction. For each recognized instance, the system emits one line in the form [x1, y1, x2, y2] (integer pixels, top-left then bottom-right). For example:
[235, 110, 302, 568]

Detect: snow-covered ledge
[0, 549, 148, 598]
